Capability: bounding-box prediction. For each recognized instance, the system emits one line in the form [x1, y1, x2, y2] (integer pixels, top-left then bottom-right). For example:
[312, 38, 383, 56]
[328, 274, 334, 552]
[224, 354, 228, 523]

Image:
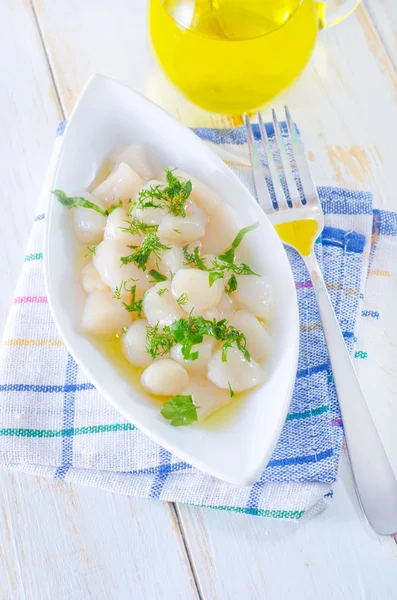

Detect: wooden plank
[177, 457, 397, 600]
[0, 3, 199, 598]
[30, 1, 397, 598]
[0, 471, 198, 600]
[365, 0, 397, 70]
[0, 0, 61, 338]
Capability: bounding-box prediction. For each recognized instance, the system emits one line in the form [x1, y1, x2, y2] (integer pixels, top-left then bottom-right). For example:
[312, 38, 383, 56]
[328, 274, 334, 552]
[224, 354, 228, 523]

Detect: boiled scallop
[141, 359, 188, 396]
[104, 206, 143, 245]
[232, 275, 272, 320]
[81, 262, 109, 294]
[93, 239, 150, 295]
[81, 290, 132, 336]
[229, 309, 271, 361]
[72, 191, 106, 244]
[122, 320, 153, 367]
[107, 145, 153, 179]
[171, 269, 223, 313]
[200, 202, 240, 254]
[207, 346, 264, 392]
[217, 293, 235, 319]
[171, 336, 215, 373]
[157, 201, 207, 245]
[181, 376, 231, 421]
[143, 282, 184, 328]
[158, 246, 184, 278]
[94, 163, 141, 208]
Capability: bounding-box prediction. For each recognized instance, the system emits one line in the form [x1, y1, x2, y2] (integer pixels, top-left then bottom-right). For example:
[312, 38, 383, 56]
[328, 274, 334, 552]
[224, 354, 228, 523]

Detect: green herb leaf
[53, 190, 108, 217]
[182, 245, 208, 271]
[230, 221, 260, 251]
[121, 217, 159, 237]
[228, 382, 235, 398]
[208, 271, 224, 287]
[225, 274, 237, 295]
[176, 293, 188, 307]
[146, 322, 175, 359]
[107, 199, 123, 214]
[121, 233, 170, 271]
[134, 170, 192, 217]
[113, 280, 143, 318]
[160, 395, 199, 426]
[148, 269, 167, 283]
[156, 287, 168, 297]
[85, 244, 98, 257]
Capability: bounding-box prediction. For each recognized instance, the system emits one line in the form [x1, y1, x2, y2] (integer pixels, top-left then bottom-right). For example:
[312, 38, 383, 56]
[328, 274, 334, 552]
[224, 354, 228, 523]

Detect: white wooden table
[1, 1, 397, 598]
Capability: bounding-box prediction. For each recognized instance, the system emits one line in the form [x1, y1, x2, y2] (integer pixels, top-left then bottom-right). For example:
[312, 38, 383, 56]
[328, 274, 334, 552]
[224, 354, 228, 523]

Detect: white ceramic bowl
[44, 74, 299, 485]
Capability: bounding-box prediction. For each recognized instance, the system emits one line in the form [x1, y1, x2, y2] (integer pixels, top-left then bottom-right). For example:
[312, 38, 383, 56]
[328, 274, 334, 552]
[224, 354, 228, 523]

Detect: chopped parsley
[53, 190, 119, 217]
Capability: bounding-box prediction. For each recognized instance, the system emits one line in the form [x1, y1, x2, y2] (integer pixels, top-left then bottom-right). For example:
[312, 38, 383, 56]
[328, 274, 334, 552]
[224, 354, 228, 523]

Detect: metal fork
[244, 108, 397, 536]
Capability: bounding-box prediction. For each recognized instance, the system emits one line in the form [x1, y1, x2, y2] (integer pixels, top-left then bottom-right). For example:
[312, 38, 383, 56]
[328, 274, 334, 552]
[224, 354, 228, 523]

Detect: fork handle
[303, 252, 397, 535]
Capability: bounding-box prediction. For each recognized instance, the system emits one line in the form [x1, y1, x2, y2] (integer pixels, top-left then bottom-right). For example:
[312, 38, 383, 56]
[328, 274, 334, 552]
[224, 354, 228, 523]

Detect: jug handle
[317, 0, 361, 29]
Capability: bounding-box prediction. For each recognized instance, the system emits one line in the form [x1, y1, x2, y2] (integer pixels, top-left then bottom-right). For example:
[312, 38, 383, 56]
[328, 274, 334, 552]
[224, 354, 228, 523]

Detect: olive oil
[149, 0, 318, 113]
[275, 218, 319, 256]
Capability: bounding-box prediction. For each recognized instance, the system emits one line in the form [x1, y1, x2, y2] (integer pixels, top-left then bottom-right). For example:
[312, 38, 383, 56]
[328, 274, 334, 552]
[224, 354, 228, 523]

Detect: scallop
[181, 376, 231, 421]
[104, 206, 143, 245]
[158, 246, 184, 278]
[81, 290, 132, 336]
[208, 346, 264, 392]
[122, 320, 153, 367]
[72, 191, 106, 244]
[93, 240, 150, 295]
[158, 201, 207, 245]
[171, 269, 223, 313]
[217, 293, 235, 319]
[161, 169, 222, 215]
[107, 145, 153, 179]
[232, 275, 272, 320]
[171, 336, 215, 373]
[131, 180, 167, 225]
[229, 310, 271, 361]
[141, 360, 188, 396]
[93, 163, 141, 208]
[143, 282, 184, 328]
[200, 202, 240, 254]
[81, 262, 110, 294]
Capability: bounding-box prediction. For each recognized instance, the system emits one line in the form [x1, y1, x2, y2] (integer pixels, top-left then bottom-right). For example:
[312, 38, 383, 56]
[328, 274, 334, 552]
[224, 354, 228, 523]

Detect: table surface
[1, 1, 397, 598]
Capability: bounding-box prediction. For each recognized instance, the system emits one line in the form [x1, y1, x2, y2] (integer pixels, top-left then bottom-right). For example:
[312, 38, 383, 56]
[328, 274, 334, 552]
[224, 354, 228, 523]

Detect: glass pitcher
[149, 0, 361, 114]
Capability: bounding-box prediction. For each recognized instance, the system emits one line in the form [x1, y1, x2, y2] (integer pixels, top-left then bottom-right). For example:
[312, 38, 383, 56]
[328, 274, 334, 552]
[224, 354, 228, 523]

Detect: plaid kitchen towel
[0, 122, 388, 520]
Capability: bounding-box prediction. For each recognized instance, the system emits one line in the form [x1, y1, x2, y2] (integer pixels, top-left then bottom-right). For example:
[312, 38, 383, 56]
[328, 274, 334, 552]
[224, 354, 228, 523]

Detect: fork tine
[271, 109, 302, 208]
[284, 106, 319, 205]
[258, 113, 288, 211]
[243, 113, 273, 214]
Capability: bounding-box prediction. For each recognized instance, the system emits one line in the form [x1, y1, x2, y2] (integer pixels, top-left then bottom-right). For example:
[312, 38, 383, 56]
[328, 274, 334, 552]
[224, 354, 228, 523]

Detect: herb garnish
[176, 293, 188, 307]
[228, 382, 235, 398]
[160, 395, 199, 426]
[121, 218, 159, 237]
[156, 287, 168, 297]
[182, 222, 260, 294]
[85, 244, 97, 257]
[133, 169, 192, 217]
[53, 190, 121, 217]
[148, 269, 167, 283]
[113, 280, 144, 318]
[120, 233, 170, 271]
[145, 313, 250, 363]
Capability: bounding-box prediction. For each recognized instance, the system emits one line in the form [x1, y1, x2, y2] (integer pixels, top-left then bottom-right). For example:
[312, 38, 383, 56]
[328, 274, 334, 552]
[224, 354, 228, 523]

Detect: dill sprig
[133, 169, 192, 217]
[113, 280, 144, 318]
[121, 218, 158, 237]
[120, 233, 171, 271]
[146, 322, 175, 359]
[85, 244, 98, 257]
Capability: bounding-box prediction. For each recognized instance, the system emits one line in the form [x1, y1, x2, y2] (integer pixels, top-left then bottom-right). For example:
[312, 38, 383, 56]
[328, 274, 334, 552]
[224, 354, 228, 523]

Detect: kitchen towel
[0, 122, 389, 520]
